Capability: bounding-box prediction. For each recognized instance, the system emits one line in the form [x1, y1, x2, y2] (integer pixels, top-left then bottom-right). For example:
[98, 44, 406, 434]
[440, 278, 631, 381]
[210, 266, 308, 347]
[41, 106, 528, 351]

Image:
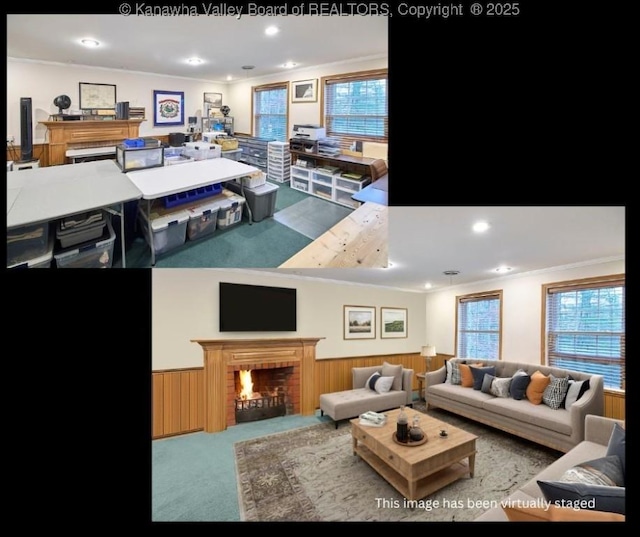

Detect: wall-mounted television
[219, 282, 297, 332]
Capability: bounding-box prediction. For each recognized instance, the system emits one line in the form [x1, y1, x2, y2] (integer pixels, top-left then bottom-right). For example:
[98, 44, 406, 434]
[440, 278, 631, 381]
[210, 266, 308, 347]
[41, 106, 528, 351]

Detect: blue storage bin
[163, 183, 222, 208]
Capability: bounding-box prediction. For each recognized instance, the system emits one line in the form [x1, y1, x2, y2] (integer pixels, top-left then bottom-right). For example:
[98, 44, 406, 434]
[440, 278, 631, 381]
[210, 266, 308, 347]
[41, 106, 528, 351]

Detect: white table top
[7, 160, 142, 228]
[66, 146, 116, 157]
[126, 157, 260, 199]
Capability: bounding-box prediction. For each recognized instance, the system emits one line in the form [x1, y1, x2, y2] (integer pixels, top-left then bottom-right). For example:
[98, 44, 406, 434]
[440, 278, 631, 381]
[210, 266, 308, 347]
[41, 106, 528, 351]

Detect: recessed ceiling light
[80, 39, 100, 48]
[265, 26, 279, 36]
[226, 75, 233, 81]
[473, 221, 490, 233]
[495, 266, 513, 273]
[187, 57, 204, 65]
[424, 283, 433, 289]
[282, 62, 297, 68]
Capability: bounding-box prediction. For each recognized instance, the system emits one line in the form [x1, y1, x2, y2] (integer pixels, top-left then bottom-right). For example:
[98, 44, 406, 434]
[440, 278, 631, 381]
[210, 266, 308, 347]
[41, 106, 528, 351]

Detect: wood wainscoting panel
[152, 368, 204, 439]
[7, 143, 49, 167]
[604, 390, 625, 420]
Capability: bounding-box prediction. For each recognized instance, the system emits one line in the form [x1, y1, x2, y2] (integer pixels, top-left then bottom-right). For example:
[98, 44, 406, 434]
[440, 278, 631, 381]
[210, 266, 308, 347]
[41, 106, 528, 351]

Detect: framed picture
[153, 90, 184, 126]
[79, 82, 116, 110]
[204, 92, 222, 108]
[344, 305, 376, 340]
[291, 79, 318, 103]
[381, 307, 408, 339]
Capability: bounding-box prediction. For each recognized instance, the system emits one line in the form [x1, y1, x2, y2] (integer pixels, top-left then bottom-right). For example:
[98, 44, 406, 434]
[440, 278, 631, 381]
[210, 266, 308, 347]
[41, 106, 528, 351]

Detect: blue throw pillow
[510, 370, 531, 400]
[537, 480, 625, 515]
[470, 366, 496, 390]
[606, 423, 626, 477]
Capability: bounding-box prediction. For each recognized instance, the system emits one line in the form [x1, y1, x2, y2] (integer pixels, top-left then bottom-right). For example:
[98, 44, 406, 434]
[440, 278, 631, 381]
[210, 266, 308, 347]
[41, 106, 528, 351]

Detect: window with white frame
[544, 275, 625, 391]
[456, 291, 502, 360]
[253, 83, 288, 141]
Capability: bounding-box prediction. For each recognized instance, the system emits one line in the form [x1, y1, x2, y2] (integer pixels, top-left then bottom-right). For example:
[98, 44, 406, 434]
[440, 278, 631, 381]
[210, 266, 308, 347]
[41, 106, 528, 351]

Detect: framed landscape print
[291, 79, 318, 103]
[381, 307, 408, 338]
[153, 90, 184, 126]
[344, 305, 376, 340]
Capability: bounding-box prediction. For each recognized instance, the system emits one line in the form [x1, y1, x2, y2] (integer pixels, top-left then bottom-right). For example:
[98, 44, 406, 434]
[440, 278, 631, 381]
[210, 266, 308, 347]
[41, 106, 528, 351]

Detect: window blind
[324, 70, 388, 150]
[546, 278, 625, 390]
[254, 84, 287, 141]
[457, 293, 501, 360]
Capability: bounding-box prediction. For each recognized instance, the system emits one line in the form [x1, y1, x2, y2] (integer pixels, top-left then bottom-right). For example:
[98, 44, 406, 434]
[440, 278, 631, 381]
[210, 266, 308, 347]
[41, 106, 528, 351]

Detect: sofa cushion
[606, 423, 626, 476]
[470, 365, 496, 390]
[429, 383, 493, 409]
[560, 455, 625, 487]
[526, 370, 551, 405]
[366, 373, 394, 394]
[482, 397, 572, 436]
[381, 362, 403, 391]
[444, 359, 453, 384]
[510, 369, 531, 400]
[450, 360, 465, 385]
[564, 378, 590, 409]
[542, 374, 570, 410]
[537, 480, 625, 515]
[490, 376, 512, 398]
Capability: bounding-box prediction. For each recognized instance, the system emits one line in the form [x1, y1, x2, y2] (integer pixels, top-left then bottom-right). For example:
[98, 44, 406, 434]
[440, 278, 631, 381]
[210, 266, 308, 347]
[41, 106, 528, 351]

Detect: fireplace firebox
[234, 366, 293, 423]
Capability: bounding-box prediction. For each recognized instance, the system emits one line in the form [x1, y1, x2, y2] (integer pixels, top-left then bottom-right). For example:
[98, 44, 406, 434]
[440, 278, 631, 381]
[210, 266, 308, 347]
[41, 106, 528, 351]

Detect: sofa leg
[320, 410, 324, 416]
[335, 421, 339, 429]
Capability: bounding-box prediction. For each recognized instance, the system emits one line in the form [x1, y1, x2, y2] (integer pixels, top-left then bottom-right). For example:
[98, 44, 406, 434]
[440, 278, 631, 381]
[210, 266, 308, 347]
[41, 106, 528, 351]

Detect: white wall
[152, 269, 425, 370]
[226, 56, 387, 136]
[425, 259, 625, 365]
[7, 55, 387, 145]
[7, 59, 225, 143]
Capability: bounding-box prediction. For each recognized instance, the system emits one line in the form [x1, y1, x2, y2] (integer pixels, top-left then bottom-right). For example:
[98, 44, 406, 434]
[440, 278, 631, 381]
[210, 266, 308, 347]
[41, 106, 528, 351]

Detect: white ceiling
[6, 14, 388, 82]
[257, 206, 626, 292]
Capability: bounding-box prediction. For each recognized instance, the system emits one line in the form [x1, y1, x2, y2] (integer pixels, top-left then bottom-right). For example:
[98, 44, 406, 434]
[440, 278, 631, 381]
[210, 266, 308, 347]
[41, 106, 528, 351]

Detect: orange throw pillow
[459, 363, 480, 388]
[526, 370, 551, 404]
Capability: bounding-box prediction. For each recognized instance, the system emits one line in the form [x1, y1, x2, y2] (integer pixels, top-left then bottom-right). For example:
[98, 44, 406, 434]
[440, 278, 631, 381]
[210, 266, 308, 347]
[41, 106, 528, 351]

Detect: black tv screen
[219, 282, 297, 332]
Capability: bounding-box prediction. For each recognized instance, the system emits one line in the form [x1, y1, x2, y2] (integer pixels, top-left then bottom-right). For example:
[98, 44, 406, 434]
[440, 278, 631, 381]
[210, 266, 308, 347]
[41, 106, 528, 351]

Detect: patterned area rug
[234, 407, 561, 522]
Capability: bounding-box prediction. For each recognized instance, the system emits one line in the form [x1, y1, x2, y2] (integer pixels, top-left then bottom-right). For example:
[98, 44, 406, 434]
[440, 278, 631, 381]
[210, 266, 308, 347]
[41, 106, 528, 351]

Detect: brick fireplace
[191, 338, 323, 432]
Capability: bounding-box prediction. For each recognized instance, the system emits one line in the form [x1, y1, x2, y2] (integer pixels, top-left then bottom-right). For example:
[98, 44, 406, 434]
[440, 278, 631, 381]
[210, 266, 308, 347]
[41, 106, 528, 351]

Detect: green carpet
[114, 181, 323, 268]
[152, 413, 329, 521]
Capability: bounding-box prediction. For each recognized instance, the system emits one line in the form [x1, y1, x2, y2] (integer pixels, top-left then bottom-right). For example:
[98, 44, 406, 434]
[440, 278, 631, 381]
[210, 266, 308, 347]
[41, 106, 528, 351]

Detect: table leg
[468, 452, 476, 478]
[240, 183, 253, 225]
[146, 199, 156, 266]
[120, 202, 126, 268]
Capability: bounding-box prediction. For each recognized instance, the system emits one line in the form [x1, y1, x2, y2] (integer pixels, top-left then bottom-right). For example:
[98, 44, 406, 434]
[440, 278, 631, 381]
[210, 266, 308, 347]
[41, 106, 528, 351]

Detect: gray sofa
[474, 414, 625, 521]
[425, 358, 604, 452]
[319, 364, 414, 428]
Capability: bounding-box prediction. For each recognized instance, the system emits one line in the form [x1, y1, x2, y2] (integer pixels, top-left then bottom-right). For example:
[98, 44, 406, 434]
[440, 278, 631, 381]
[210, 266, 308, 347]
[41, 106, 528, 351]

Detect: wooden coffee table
[351, 408, 477, 501]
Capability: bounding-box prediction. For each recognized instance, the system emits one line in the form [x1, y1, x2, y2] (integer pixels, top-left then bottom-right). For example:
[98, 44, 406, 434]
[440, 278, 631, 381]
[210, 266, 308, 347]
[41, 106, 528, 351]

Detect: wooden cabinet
[39, 119, 144, 166]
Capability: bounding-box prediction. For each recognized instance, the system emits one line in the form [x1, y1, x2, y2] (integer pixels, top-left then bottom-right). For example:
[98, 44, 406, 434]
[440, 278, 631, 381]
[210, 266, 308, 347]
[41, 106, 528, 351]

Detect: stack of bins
[56, 209, 107, 249]
[54, 218, 116, 268]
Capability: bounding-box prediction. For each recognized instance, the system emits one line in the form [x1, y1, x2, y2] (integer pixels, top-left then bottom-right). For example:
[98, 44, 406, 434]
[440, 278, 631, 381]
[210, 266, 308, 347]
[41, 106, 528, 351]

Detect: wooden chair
[370, 158, 388, 182]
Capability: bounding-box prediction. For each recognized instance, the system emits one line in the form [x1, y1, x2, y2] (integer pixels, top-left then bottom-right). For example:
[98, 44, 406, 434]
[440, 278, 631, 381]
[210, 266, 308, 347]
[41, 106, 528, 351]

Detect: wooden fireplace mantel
[39, 119, 144, 166]
[192, 338, 324, 432]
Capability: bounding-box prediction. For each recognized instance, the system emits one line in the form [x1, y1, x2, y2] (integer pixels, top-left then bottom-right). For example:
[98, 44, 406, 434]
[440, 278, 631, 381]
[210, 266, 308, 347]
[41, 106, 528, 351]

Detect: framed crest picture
[344, 305, 376, 340]
[381, 307, 408, 338]
[153, 90, 184, 126]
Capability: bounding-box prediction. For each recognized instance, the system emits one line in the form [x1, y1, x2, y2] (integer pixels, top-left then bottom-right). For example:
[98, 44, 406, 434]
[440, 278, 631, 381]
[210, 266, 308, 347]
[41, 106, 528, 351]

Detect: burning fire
[239, 370, 254, 400]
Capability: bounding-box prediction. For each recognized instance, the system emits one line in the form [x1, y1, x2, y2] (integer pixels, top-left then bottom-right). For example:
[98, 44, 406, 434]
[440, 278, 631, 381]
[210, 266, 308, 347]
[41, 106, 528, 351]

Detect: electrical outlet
[7, 135, 15, 143]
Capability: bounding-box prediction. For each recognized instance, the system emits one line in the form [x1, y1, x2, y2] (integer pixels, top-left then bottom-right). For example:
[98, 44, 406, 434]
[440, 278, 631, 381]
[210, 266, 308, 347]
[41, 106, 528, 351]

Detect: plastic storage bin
[216, 190, 246, 229]
[7, 221, 51, 267]
[241, 172, 267, 189]
[226, 181, 279, 222]
[186, 200, 220, 241]
[56, 209, 106, 248]
[54, 218, 116, 268]
[116, 141, 164, 172]
[222, 149, 242, 161]
[8, 233, 54, 269]
[139, 208, 189, 255]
